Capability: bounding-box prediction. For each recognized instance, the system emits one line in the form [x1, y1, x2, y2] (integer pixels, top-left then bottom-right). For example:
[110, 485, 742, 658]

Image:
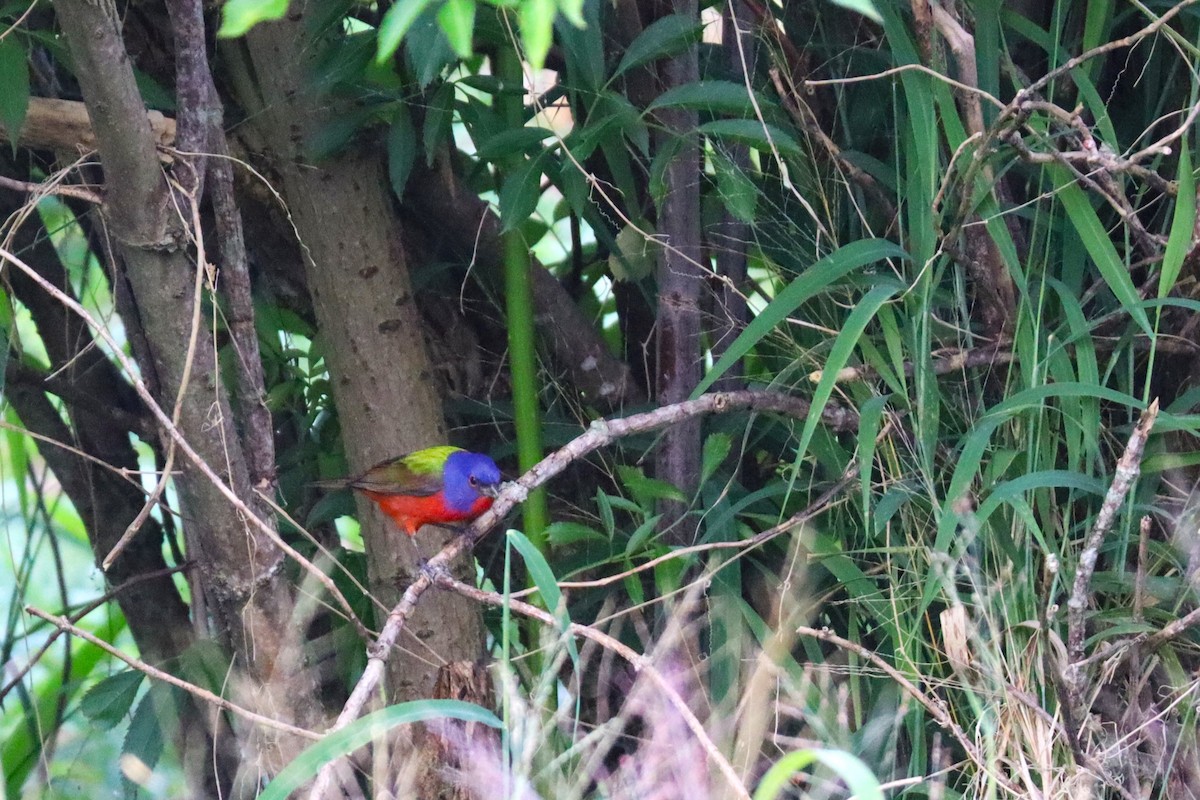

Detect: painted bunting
[314, 446, 502, 535]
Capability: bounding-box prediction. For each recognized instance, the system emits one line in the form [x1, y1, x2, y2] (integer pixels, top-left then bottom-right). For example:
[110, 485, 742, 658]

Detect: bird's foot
[419, 558, 452, 583]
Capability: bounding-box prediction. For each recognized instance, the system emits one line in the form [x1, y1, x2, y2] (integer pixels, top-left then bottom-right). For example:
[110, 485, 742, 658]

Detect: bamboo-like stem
[498, 43, 549, 547]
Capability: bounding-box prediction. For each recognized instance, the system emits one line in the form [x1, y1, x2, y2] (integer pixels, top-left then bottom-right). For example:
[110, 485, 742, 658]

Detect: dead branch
[1065, 400, 1159, 709]
[0, 97, 176, 153]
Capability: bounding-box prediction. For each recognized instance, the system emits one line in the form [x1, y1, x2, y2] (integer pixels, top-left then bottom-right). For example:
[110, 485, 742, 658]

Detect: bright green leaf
[376, 0, 436, 64]
[1160, 143, 1194, 298]
[509, 529, 580, 664]
[260, 701, 503, 800]
[1050, 165, 1152, 335]
[755, 747, 883, 800]
[519, 0, 556, 70]
[701, 432, 733, 483]
[695, 239, 909, 396]
[217, 0, 289, 37]
[437, 0, 476, 58]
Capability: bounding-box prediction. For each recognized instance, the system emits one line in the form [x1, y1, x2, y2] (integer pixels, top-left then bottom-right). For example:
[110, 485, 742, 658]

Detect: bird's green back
[399, 446, 462, 476]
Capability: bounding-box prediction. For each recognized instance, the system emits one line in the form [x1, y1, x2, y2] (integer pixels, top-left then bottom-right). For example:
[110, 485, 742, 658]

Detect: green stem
[503, 231, 549, 546]
[498, 43, 549, 549]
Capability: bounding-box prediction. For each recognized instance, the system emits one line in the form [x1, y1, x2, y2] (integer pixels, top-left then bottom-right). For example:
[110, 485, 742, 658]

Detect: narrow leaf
[387, 105, 417, 200]
[377, 0, 436, 63]
[755, 748, 883, 800]
[646, 80, 762, 117]
[519, 0, 556, 70]
[0, 39, 30, 141]
[613, 14, 701, 78]
[1160, 143, 1194, 298]
[699, 119, 802, 159]
[825, 0, 881, 23]
[1050, 165, 1152, 334]
[260, 701, 502, 800]
[437, 0, 476, 58]
[695, 239, 909, 396]
[499, 150, 548, 231]
[701, 432, 733, 483]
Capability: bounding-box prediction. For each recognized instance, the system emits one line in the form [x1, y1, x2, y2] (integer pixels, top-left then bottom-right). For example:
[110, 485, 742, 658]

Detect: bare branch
[25, 606, 320, 741]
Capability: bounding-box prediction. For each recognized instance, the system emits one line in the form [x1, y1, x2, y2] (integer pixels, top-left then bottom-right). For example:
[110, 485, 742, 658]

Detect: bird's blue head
[442, 450, 503, 512]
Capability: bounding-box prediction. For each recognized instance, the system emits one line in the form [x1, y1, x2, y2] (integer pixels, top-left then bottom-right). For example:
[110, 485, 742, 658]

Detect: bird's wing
[347, 447, 461, 496]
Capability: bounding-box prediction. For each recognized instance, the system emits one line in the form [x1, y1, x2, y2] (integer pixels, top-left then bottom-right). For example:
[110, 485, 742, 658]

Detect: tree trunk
[230, 14, 486, 701]
[52, 0, 319, 775]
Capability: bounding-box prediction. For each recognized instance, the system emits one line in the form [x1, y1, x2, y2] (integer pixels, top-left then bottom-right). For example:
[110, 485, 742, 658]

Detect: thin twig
[0, 174, 103, 204]
[0, 565, 189, 702]
[1065, 401, 1159, 705]
[437, 574, 751, 800]
[796, 625, 1024, 796]
[25, 605, 320, 741]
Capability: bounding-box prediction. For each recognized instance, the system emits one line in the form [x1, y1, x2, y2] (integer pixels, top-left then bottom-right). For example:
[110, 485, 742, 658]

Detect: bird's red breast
[364, 489, 495, 536]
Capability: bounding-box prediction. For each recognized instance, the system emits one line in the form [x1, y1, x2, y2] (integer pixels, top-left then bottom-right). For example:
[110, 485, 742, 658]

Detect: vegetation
[2, 0, 1200, 797]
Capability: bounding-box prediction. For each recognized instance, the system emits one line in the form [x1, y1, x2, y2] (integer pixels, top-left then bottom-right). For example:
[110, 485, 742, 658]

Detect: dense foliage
[2, 0, 1200, 797]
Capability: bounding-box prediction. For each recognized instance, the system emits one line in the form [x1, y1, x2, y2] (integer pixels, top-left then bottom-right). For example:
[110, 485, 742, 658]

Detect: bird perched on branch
[313, 446, 502, 536]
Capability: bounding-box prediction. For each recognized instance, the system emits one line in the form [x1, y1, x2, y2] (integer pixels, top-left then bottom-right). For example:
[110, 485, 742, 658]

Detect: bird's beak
[481, 482, 502, 498]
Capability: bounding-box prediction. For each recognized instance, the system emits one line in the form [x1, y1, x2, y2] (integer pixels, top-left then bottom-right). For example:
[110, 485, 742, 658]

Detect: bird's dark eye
[469, 476, 478, 486]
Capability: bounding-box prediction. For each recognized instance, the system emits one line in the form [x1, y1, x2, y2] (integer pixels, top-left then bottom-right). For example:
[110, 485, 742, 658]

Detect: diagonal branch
[306, 388, 856, 796]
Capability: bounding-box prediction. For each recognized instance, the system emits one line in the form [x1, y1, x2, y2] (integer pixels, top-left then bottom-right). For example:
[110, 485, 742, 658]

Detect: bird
[313, 446, 502, 536]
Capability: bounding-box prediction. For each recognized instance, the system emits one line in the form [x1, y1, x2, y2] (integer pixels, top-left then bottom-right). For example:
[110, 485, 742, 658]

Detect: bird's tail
[309, 478, 352, 491]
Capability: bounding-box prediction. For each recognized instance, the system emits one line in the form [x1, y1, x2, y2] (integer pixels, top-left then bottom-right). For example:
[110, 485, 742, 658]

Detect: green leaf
[790, 281, 901, 477]
[713, 149, 756, 223]
[699, 119, 802, 159]
[825, 0, 881, 23]
[80, 670, 145, 729]
[423, 81, 455, 167]
[499, 150, 549, 231]
[646, 80, 762, 117]
[405, 7, 457, 88]
[509, 529, 580, 664]
[701, 432, 733, 483]
[0, 39, 30, 142]
[695, 239, 909, 396]
[617, 464, 688, 509]
[387, 105, 417, 200]
[1049, 165, 1152, 335]
[260, 701, 503, 800]
[1160, 143, 1194, 298]
[437, 0, 476, 58]
[754, 748, 883, 800]
[508, 528, 562, 611]
[474, 126, 555, 161]
[217, 0, 289, 37]
[377, 0, 436, 63]
[613, 13, 701, 78]
[121, 690, 166, 798]
[545, 521, 608, 546]
[519, 0, 556, 70]
[623, 513, 663, 556]
[557, 0, 585, 28]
